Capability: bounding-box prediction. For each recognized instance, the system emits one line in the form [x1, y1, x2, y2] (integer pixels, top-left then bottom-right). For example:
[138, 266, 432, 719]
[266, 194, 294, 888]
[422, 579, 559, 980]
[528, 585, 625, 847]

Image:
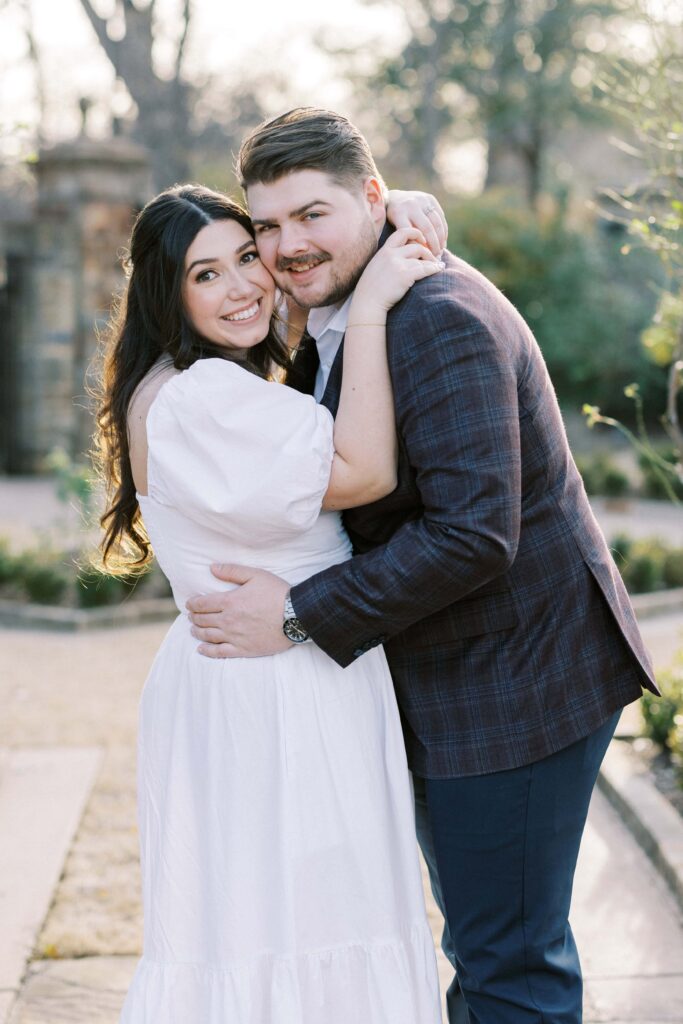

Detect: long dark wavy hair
[94, 184, 291, 571]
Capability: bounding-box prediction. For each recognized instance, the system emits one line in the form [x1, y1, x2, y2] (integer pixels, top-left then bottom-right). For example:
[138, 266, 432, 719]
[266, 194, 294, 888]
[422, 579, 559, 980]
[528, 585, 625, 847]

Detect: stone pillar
[18, 136, 152, 469]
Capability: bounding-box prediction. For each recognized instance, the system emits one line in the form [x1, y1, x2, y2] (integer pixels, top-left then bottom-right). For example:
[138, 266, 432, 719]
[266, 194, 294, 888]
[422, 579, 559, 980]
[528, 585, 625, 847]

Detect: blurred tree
[358, 0, 630, 204]
[585, 0, 682, 498]
[77, 0, 193, 189]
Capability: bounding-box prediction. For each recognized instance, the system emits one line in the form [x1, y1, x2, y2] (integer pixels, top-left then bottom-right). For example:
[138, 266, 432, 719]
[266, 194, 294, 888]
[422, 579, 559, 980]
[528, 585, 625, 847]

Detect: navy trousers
[413, 711, 620, 1023]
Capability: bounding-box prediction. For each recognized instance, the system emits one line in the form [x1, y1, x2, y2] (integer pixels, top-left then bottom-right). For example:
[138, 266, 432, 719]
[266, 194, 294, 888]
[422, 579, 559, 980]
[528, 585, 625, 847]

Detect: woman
[96, 184, 445, 1023]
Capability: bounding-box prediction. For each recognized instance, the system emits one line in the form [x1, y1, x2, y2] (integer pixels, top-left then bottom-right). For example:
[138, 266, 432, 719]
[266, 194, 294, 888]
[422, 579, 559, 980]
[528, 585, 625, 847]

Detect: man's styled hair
[236, 107, 384, 193]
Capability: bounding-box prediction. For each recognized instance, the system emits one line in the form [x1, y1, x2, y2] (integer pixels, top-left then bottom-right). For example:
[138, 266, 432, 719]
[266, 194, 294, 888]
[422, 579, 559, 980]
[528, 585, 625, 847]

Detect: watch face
[283, 618, 310, 643]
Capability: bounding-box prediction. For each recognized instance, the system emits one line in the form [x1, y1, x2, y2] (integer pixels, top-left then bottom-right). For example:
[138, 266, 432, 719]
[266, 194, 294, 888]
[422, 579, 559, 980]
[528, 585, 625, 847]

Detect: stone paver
[575, 789, 683, 1022]
[0, 747, 102, 1000]
[7, 957, 136, 1024]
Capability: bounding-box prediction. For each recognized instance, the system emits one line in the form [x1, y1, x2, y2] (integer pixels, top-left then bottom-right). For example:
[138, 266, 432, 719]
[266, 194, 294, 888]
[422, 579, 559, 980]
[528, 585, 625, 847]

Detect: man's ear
[363, 176, 387, 228]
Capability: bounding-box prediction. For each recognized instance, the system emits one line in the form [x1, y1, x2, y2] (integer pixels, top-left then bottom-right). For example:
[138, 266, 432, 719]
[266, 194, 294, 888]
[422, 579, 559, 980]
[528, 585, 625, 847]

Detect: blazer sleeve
[290, 298, 523, 667]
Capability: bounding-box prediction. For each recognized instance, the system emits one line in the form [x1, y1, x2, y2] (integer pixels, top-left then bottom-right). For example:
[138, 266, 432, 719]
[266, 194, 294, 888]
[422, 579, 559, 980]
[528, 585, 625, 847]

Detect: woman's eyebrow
[186, 257, 217, 275]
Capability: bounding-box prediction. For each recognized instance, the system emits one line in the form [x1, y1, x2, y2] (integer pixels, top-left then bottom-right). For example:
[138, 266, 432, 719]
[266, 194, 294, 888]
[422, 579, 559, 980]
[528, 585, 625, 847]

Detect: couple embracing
[98, 108, 657, 1024]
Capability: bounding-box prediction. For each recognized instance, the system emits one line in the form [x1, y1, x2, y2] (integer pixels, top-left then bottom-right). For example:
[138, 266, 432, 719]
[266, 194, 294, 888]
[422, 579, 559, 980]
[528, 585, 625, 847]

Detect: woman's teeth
[223, 301, 259, 322]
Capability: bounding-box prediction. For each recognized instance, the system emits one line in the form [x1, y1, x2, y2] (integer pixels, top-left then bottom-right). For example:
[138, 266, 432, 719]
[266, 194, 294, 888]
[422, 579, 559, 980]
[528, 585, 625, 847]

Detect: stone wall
[0, 136, 152, 472]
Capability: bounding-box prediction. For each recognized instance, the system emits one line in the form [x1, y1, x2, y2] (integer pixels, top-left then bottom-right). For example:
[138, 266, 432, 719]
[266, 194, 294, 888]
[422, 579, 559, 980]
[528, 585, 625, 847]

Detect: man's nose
[277, 222, 309, 259]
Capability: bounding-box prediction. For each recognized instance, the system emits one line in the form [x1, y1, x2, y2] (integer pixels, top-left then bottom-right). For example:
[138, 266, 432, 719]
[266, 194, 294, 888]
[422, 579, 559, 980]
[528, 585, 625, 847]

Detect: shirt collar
[307, 294, 353, 341]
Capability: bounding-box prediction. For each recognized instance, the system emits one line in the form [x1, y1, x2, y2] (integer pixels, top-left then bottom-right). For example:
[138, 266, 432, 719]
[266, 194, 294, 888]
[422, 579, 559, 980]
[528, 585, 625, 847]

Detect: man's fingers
[186, 593, 226, 614]
[210, 562, 257, 584]
[197, 642, 240, 659]
[191, 626, 228, 644]
[187, 611, 222, 628]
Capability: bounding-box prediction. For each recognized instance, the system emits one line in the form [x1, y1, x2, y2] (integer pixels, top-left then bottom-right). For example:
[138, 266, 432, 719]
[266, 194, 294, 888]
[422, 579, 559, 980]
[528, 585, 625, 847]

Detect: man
[187, 108, 657, 1022]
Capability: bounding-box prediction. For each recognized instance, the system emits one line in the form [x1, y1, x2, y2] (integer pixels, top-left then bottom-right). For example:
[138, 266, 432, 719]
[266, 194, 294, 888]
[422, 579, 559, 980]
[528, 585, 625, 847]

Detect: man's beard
[277, 221, 378, 310]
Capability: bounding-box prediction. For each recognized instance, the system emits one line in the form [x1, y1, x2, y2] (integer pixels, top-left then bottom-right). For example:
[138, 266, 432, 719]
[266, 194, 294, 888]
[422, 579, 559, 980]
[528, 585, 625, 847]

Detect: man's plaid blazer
[290, 239, 657, 779]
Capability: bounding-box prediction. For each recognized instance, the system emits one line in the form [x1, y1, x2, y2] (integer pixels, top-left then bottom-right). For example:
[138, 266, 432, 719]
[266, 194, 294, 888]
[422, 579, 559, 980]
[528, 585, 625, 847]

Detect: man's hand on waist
[186, 564, 293, 659]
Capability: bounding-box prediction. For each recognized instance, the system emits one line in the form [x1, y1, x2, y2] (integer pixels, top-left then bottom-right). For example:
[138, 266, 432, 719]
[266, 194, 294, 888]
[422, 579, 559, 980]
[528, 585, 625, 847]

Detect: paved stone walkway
[1, 618, 682, 1022]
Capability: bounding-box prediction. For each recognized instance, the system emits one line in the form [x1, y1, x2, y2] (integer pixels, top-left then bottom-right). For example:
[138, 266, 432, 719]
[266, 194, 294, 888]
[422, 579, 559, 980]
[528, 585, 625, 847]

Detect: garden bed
[629, 737, 683, 820]
[0, 595, 177, 631]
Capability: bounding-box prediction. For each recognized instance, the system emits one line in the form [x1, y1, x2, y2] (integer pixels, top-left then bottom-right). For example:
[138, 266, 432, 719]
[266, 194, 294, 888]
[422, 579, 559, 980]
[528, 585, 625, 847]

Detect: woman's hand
[351, 228, 444, 321]
[385, 189, 448, 257]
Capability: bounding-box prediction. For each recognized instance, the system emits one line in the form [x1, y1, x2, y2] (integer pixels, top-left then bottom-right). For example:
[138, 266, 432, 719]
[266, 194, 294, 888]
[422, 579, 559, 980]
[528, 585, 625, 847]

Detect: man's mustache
[276, 253, 331, 273]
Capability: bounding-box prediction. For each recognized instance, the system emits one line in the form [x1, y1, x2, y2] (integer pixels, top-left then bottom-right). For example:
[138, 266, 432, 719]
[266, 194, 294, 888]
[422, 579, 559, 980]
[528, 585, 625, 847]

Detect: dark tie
[285, 330, 320, 396]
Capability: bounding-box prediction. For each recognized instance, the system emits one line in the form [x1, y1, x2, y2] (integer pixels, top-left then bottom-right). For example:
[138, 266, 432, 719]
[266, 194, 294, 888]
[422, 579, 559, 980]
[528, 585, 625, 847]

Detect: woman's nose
[224, 269, 251, 300]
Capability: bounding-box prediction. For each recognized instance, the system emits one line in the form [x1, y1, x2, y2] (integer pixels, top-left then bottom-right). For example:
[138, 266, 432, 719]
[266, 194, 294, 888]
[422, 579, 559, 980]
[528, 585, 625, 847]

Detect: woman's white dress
[119, 358, 442, 1023]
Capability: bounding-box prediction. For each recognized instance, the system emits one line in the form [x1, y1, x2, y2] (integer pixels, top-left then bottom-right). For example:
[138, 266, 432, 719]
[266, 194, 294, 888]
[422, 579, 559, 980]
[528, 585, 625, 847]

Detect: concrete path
[0, 619, 682, 1023]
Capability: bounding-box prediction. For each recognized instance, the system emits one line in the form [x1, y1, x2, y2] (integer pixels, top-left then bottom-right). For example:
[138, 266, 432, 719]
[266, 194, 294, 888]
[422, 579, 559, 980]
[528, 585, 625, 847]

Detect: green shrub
[669, 716, 683, 775]
[612, 534, 683, 593]
[76, 567, 135, 608]
[0, 538, 20, 586]
[610, 532, 633, 568]
[619, 538, 666, 593]
[642, 660, 683, 753]
[663, 550, 683, 589]
[625, 552, 664, 593]
[19, 550, 70, 605]
[575, 453, 630, 497]
[444, 193, 665, 418]
[639, 447, 683, 501]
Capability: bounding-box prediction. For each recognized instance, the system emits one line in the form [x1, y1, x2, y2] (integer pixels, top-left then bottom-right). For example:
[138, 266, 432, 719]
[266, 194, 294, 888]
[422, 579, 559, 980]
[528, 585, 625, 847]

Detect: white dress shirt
[306, 295, 353, 401]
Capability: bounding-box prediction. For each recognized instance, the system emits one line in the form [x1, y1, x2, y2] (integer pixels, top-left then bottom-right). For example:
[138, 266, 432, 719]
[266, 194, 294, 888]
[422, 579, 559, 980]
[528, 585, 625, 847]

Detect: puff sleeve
[146, 358, 334, 543]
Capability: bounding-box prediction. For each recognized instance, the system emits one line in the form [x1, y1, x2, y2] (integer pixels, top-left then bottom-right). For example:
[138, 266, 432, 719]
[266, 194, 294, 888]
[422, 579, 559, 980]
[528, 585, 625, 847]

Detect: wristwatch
[283, 593, 311, 644]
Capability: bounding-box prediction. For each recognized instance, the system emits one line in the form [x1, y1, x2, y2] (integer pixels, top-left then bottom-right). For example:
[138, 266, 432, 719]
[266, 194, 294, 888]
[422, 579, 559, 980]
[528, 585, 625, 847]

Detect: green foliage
[75, 566, 140, 609]
[0, 538, 19, 585]
[642, 293, 683, 368]
[639, 447, 683, 500]
[592, 8, 683, 498]
[0, 536, 160, 608]
[45, 447, 97, 523]
[444, 193, 664, 415]
[622, 541, 666, 594]
[663, 549, 683, 589]
[610, 532, 633, 567]
[642, 659, 683, 760]
[575, 453, 630, 497]
[19, 549, 71, 605]
[605, 533, 683, 594]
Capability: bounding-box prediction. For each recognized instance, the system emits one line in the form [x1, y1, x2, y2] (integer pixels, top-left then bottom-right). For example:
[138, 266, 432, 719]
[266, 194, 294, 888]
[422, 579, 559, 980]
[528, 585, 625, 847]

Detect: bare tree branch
[174, 0, 192, 82]
[78, 0, 121, 69]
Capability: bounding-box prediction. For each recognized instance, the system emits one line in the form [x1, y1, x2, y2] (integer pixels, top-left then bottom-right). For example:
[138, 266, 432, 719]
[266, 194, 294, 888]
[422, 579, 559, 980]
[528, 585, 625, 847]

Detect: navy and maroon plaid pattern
[290, 240, 656, 779]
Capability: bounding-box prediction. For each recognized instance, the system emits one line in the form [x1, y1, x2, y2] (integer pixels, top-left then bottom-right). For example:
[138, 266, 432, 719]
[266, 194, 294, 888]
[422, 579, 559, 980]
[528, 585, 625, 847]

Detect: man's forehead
[247, 170, 345, 219]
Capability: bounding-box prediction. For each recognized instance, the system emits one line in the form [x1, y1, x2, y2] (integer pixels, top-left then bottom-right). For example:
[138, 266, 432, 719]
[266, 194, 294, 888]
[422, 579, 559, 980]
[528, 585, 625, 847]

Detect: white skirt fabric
[119, 616, 442, 1023]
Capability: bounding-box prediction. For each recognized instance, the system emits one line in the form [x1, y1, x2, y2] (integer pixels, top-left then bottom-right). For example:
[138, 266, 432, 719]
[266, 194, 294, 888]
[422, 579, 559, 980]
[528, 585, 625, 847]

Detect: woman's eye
[240, 251, 259, 265]
[195, 269, 217, 283]
[304, 212, 321, 221]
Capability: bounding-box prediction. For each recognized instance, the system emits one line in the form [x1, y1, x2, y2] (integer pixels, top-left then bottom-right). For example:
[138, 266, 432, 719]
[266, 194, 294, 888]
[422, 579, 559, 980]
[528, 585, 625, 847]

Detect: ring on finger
[424, 204, 436, 215]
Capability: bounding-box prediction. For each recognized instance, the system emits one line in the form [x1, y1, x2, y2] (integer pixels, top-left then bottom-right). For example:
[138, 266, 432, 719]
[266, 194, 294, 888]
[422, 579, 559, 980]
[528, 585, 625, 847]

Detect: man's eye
[255, 224, 274, 234]
[304, 212, 321, 221]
